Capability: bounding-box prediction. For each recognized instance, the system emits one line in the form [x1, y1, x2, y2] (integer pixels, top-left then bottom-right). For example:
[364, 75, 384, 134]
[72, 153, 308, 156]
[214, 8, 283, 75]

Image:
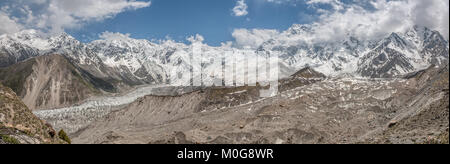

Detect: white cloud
[308, 0, 449, 41]
[0, 0, 151, 35]
[233, 0, 449, 48]
[265, 0, 297, 4]
[232, 0, 248, 17]
[187, 34, 205, 43]
[0, 10, 23, 34]
[232, 29, 279, 48]
[99, 31, 132, 41]
[49, 0, 151, 21]
[410, 0, 449, 39]
[306, 0, 344, 11]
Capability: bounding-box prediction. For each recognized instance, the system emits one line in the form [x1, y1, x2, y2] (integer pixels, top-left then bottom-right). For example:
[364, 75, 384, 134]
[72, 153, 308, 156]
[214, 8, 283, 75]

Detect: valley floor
[35, 66, 449, 144]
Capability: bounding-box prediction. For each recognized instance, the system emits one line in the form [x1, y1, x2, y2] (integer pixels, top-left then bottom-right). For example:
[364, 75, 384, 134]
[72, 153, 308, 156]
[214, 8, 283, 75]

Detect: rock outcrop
[0, 83, 66, 144]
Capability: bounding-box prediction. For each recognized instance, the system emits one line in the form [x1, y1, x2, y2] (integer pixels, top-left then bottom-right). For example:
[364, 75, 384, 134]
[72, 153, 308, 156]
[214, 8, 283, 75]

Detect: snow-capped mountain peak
[286, 24, 313, 36]
[1, 25, 448, 87]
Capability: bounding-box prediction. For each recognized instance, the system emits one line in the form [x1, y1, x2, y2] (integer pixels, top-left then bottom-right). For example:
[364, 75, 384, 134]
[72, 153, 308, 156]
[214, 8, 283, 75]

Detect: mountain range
[0, 25, 448, 110]
[0, 24, 448, 144]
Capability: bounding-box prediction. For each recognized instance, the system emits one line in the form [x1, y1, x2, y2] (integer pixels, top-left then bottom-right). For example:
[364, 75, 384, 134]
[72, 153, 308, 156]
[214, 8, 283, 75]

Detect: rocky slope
[361, 64, 449, 144]
[0, 83, 65, 144]
[0, 54, 107, 110]
[70, 65, 448, 144]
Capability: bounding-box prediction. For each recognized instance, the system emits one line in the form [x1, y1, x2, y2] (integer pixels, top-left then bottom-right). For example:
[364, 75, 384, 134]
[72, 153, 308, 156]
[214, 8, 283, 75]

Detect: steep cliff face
[0, 54, 102, 110]
[0, 83, 64, 144]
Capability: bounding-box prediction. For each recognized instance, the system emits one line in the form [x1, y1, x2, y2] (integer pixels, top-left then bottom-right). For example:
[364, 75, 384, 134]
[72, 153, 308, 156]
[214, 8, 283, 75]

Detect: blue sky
[1, 0, 448, 46]
[68, 0, 318, 46]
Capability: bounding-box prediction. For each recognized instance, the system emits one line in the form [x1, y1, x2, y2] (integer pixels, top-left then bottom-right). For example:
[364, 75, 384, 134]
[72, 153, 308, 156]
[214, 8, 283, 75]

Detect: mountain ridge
[0, 25, 448, 93]
[0, 54, 107, 110]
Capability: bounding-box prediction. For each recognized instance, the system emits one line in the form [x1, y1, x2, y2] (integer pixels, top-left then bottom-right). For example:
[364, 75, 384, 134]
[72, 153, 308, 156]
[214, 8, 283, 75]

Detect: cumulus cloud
[0, 10, 23, 34]
[232, 29, 279, 48]
[233, 0, 449, 48]
[232, 0, 248, 17]
[265, 0, 298, 4]
[99, 31, 132, 41]
[410, 0, 449, 39]
[187, 34, 205, 43]
[306, 0, 344, 11]
[0, 0, 151, 35]
[309, 0, 449, 41]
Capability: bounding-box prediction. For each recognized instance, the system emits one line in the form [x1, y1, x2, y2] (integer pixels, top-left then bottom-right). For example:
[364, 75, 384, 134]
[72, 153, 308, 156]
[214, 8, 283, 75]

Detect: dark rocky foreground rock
[0, 83, 66, 144]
